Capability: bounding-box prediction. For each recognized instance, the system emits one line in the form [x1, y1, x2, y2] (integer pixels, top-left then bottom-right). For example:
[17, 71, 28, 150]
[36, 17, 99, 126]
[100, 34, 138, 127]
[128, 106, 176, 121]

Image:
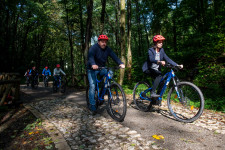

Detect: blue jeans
[87, 69, 107, 106]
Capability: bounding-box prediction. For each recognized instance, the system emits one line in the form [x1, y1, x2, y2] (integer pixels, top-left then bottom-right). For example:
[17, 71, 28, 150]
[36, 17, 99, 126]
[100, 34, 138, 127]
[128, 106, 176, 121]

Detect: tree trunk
[84, 0, 93, 64]
[118, 0, 126, 85]
[127, 0, 132, 81]
[64, 1, 75, 85]
[78, 0, 85, 54]
[100, 0, 106, 34]
[115, 0, 120, 52]
[142, 15, 149, 48]
[84, 0, 93, 85]
[135, 1, 142, 57]
[173, 0, 178, 52]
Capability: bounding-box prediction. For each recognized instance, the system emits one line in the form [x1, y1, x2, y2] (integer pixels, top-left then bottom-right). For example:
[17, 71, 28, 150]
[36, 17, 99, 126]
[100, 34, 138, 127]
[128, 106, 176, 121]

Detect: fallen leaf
[152, 135, 164, 140]
[23, 141, 27, 145]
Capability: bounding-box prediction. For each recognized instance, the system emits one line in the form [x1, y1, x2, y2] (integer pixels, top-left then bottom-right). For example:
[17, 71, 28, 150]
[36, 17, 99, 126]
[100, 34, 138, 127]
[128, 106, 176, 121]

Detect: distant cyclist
[142, 35, 183, 98]
[42, 66, 51, 77]
[29, 66, 38, 78]
[29, 66, 39, 87]
[53, 64, 66, 84]
[42, 66, 51, 87]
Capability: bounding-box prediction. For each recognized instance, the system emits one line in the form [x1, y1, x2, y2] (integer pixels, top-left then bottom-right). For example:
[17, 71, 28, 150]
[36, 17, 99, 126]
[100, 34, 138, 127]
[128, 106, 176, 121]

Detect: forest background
[0, 0, 224, 112]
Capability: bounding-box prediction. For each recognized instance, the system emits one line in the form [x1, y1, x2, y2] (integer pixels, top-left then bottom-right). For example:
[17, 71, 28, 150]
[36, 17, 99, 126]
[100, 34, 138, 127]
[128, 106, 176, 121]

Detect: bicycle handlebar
[165, 64, 182, 70]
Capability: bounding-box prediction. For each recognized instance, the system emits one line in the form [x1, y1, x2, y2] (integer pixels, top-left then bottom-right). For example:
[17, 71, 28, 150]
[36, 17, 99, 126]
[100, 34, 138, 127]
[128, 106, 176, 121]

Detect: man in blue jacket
[87, 34, 125, 112]
[42, 66, 51, 86]
[42, 66, 51, 76]
[142, 35, 183, 98]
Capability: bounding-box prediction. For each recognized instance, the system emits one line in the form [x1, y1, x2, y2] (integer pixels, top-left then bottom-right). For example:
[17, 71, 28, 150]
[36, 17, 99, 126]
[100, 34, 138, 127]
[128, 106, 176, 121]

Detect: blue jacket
[87, 43, 123, 69]
[42, 69, 51, 76]
[142, 47, 177, 72]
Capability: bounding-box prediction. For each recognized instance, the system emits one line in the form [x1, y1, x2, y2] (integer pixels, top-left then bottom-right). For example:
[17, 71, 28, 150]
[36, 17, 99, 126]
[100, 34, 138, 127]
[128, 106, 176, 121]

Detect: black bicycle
[43, 75, 50, 87]
[31, 75, 39, 89]
[86, 67, 127, 122]
[25, 75, 30, 86]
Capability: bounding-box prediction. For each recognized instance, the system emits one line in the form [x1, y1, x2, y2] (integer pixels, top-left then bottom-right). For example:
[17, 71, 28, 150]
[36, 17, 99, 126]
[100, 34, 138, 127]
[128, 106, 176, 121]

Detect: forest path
[20, 84, 225, 150]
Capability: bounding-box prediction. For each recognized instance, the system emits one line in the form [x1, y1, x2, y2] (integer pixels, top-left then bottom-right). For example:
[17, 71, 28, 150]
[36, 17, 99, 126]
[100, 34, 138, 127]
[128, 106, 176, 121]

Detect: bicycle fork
[172, 78, 183, 102]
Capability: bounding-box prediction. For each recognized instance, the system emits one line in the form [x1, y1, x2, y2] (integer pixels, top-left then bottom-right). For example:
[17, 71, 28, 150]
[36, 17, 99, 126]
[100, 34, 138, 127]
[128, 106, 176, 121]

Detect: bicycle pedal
[98, 100, 105, 106]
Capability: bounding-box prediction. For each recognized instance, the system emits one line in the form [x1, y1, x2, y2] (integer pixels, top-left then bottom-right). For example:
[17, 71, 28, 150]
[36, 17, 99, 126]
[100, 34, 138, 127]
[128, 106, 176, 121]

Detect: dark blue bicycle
[86, 67, 127, 122]
[133, 64, 204, 123]
[53, 75, 66, 93]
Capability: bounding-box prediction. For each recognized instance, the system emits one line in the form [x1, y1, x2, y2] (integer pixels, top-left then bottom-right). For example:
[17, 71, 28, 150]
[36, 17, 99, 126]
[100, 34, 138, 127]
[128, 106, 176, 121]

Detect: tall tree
[127, 0, 132, 81]
[84, 0, 93, 70]
[118, 0, 126, 85]
[61, 0, 75, 85]
[100, 0, 106, 34]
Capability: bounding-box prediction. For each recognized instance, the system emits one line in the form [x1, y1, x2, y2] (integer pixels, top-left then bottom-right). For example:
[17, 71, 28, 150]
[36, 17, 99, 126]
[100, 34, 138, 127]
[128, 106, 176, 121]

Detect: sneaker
[90, 105, 97, 111]
[98, 100, 104, 106]
[89, 105, 97, 115]
[150, 92, 160, 98]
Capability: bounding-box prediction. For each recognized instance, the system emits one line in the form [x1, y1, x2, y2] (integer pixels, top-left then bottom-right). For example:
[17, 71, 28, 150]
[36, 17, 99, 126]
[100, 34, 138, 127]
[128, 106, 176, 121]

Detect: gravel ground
[21, 85, 225, 150]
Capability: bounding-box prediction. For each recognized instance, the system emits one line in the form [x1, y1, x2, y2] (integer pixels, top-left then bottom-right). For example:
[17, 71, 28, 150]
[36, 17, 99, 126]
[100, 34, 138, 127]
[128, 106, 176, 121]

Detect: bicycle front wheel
[133, 81, 152, 112]
[167, 82, 204, 123]
[107, 82, 127, 122]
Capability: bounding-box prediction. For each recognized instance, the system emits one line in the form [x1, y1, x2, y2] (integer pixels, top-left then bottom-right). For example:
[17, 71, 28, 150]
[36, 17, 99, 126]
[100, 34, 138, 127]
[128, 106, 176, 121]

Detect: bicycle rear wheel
[107, 82, 127, 122]
[167, 82, 204, 123]
[133, 81, 152, 112]
[53, 80, 57, 92]
[61, 80, 66, 93]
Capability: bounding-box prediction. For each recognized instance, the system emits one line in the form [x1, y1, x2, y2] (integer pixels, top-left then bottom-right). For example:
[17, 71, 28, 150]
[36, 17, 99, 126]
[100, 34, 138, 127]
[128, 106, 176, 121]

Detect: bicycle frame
[96, 70, 112, 101]
[140, 68, 181, 102]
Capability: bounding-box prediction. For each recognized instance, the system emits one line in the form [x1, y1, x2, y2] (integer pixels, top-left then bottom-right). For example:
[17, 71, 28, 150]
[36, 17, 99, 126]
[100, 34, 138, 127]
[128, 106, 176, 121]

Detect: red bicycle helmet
[98, 35, 109, 41]
[45, 66, 48, 69]
[56, 64, 60, 68]
[153, 35, 165, 43]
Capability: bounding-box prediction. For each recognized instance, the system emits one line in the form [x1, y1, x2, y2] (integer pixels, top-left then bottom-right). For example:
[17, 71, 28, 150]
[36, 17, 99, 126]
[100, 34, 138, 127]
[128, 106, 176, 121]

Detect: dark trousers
[144, 69, 162, 92]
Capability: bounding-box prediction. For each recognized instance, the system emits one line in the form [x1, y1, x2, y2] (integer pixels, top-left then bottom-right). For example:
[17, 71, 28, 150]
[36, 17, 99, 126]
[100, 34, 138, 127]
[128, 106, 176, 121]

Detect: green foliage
[24, 119, 42, 131]
[1, 0, 225, 112]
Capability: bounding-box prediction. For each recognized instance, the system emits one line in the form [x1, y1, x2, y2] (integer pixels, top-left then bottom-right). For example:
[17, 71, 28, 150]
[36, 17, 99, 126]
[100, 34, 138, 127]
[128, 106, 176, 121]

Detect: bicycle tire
[133, 81, 152, 112]
[61, 80, 66, 93]
[53, 80, 57, 92]
[167, 81, 204, 123]
[107, 82, 127, 122]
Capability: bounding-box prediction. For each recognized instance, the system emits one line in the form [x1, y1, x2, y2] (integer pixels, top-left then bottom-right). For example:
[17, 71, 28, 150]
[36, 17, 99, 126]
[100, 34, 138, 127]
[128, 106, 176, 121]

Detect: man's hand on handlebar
[119, 64, 125, 69]
[92, 65, 99, 70]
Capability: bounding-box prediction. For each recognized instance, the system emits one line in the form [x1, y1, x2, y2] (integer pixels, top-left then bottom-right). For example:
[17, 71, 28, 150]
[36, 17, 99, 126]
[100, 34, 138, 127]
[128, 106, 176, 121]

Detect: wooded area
[0, 0, 224, 111]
